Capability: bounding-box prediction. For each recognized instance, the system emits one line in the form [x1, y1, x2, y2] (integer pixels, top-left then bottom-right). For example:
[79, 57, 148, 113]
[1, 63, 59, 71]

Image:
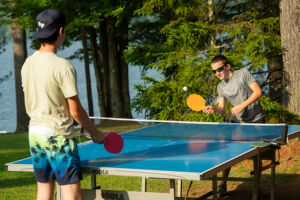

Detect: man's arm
[67, 95, 105, 143]
[204, 97, 226, 114]
[214, 97, 226, 114]
[231, 81, 262, 116]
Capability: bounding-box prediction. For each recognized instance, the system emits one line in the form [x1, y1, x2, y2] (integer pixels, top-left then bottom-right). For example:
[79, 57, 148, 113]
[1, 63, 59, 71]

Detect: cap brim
[32, 28, 57, 39]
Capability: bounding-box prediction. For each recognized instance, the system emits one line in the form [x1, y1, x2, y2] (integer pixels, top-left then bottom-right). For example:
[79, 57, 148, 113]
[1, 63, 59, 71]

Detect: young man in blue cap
[21, 9, 105, 200]
[204, 55, 265, 197]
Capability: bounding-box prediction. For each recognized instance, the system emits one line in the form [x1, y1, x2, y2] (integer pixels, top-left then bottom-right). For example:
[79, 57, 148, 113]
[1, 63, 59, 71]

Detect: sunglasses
[212, 65, 226, 74]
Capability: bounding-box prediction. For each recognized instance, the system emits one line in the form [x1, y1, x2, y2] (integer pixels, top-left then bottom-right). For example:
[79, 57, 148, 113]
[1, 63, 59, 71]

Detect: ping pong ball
[183, 86, 188, 91]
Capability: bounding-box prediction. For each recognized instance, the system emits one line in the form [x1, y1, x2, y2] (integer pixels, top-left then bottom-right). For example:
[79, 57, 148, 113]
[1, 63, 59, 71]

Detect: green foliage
[223, 17, 281, 70]
[1, 0, 297, 123]
[162, 21, 211, 52]
[127, 0, 297, 122]
[131, 75, 224, 122]
[131, 55, 223, 122]
[260, 96, 300, 124]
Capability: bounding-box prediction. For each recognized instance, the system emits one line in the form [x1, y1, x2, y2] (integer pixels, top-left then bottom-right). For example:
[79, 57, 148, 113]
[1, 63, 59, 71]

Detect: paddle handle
[79, 127, 92, 139]
[204, 106, 214, 114]
[208, 107, 214, 113]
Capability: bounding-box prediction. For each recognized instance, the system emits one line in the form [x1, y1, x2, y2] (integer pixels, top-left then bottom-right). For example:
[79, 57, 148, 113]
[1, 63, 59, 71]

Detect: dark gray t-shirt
[217, 68, 265, 123]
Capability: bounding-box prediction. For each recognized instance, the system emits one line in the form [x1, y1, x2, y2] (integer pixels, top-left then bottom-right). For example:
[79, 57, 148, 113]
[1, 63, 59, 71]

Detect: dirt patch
[187, 136, 300, 200]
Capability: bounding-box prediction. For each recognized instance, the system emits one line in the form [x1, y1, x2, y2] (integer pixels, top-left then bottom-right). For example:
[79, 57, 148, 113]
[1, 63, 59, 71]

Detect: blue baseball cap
[33, 9, 66, 39]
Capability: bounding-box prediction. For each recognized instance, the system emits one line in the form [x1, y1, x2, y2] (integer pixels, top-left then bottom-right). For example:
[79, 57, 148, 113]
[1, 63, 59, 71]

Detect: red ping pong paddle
[186, 94, 213, 113]
[104, 132, 124, 154]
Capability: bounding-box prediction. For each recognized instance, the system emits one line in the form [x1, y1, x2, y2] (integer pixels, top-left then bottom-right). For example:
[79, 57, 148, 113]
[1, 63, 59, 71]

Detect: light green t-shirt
[21, 51, 78, 137]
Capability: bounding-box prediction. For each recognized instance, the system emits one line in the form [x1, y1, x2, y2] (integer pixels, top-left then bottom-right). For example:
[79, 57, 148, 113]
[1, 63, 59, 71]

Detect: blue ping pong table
[5, 123, 300, 200]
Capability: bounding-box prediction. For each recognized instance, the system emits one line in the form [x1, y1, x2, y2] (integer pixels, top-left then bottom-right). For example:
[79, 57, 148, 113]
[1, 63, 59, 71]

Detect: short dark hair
[211, 55, 229, 65]
[38, 27, 64, 45]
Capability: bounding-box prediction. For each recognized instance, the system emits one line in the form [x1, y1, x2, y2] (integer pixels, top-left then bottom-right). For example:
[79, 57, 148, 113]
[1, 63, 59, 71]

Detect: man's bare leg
[37, 181, 55, 200]
[60, 180, 83, 200]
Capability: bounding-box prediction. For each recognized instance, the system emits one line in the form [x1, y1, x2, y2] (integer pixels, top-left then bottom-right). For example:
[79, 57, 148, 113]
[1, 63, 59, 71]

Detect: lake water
[0, 41, 160, 132]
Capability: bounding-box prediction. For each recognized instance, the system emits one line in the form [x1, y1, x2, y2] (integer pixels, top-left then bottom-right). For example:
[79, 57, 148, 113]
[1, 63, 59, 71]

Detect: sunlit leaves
[128, 0, 284, 122]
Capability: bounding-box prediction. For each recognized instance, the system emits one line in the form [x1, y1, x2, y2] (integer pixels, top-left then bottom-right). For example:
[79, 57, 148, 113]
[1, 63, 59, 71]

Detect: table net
[85, 117, 287, 142]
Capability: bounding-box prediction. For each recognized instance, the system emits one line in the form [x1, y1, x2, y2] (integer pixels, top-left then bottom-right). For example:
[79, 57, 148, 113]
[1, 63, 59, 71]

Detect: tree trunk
[107, 17, 123, 117]
[11, 21, 29, 131]
[99, 20, 111, 117]
[280, 0, 300, 114]
[89, 27, 108, 117]
[81, 27, 94, 116]
[268, 56, 283, 103]
[208, 0, 216, 47]
[119, 19, 132, 118]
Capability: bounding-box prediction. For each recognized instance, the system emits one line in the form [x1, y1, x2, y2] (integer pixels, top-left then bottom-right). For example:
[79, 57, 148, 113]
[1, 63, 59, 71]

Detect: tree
[2, 0, 138, 120]
[107, 17, 124, 117]
[81, 26, 94, 116]
[66, 0, 138, 118]
[128, 0, 221, 121]
[97, 1, 139, 118]
[0, 15, 9, 99]
[126, 0, 286, 122]
[280, 0, 300, 115]
[11, 19, 29, 131]
[0, 0, 30, 131]
[249, 0, 283, 104]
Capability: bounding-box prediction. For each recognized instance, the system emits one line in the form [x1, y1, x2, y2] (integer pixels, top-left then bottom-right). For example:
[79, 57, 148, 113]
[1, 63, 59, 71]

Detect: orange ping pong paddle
[186, 94, 213, 113]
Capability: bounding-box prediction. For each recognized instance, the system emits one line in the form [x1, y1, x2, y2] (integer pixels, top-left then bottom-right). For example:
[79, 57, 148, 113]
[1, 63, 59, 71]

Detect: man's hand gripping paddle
[80, 127, 124, 154]
[186, 94, 213, 113]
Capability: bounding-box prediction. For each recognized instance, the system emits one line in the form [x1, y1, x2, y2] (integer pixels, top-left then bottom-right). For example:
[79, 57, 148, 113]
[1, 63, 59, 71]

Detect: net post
[281, 124, 288, 144]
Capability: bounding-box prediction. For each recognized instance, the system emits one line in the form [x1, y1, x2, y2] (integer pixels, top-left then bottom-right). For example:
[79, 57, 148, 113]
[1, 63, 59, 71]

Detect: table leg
[91, 174, 97, 189]
[142, 177, 147, 192]
[170, 179, 176, 200]
[271, 151, 276, 200]
[177, 179, 182, 197]
[252, 154, 260, 200]
[212, 174, 218, 200]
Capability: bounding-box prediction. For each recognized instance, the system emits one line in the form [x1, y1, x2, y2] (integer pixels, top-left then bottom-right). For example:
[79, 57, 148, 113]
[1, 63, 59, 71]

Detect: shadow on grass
[0, 135, 29, 151]
[0, 175, 36, 189]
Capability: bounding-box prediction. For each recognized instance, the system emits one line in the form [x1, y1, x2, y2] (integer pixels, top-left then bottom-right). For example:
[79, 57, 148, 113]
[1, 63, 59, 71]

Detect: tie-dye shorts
[29, 126, 82, 185]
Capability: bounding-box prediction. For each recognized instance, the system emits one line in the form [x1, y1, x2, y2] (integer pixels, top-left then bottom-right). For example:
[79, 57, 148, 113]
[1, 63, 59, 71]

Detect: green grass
[0, 134, 36, 200]
[1, 131, 299, 199]
[294, 155, 300, 162]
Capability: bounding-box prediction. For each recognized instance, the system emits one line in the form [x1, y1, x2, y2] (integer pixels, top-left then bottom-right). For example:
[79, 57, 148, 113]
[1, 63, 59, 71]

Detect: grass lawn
[0, 134, 36, 200]
[1, 128, 299, 200]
